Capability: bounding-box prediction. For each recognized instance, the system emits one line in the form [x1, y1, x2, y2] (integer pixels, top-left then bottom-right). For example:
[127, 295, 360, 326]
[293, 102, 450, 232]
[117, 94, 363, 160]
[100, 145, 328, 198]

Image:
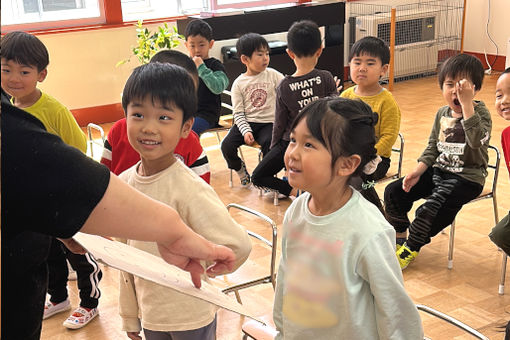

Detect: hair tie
[363, 155, 382, 175]
[361, 180, 376, 190]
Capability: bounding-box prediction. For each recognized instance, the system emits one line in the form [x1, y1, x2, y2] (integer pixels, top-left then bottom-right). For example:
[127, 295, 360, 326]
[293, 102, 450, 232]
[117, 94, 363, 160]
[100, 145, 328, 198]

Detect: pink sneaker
[62, 307, 98, 329]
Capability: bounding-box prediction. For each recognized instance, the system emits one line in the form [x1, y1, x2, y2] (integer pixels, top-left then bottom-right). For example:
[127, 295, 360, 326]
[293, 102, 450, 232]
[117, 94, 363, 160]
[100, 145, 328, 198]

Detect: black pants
[489, 212, 510, 256]
[220, 122, 272, 171]
[371, 156, 391, 181]
[384, 167, 482, 251]
[47, 238, 102, 308]
[251, 139, 293, 196]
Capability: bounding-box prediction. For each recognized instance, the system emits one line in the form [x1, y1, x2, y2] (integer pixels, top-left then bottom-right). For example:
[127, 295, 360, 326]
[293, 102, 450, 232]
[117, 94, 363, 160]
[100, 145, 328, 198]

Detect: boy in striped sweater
[220, 33, 284, 186]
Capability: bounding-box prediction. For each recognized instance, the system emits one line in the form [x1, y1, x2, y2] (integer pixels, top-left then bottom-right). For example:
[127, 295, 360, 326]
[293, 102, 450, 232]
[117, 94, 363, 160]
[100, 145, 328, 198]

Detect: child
[384, 53, 491, 269]
[341, 36, 401, 180]
[184, 18, 229, 135]
[489, 68, 510, 258]
[273, 97, 423, 339]
[117, 62, 252, 340]
[251, 20, 337, 197]
[100, 49, 211, 183]
[1, 31, 102, 329]
[220, 33, 284, 186]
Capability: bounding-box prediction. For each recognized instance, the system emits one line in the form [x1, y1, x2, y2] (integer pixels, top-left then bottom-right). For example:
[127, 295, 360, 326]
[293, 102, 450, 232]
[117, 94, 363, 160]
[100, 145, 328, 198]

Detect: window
[0, 0, 306, 32]
[211, 0, 298, 11]
[2, 0, 103, 29]
[121, 0, 206, 22]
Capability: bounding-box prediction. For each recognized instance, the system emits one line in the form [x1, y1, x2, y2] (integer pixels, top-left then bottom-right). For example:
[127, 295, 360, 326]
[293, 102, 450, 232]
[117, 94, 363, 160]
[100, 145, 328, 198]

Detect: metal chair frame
[445, 145, 504, 295]
[377, 132, 405, 183]
[222, 203, 278, 304]
[241, 305, 490, 340]
[86, 123, 105, 159]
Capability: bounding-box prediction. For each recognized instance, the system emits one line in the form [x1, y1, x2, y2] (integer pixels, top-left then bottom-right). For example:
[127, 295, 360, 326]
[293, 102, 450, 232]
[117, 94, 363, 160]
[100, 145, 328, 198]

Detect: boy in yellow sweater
[341, 36, 401, 180]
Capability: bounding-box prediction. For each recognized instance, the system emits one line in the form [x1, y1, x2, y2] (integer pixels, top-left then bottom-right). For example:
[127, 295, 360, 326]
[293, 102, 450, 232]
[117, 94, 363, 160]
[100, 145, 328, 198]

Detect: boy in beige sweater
[117, 62, 251, 340]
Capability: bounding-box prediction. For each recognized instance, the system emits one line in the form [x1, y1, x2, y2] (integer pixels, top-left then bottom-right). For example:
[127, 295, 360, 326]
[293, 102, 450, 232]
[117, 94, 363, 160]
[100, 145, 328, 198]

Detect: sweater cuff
[122, 317, 142, 332]
[197, 63, 208, 76]
[461, 113, 481, 130]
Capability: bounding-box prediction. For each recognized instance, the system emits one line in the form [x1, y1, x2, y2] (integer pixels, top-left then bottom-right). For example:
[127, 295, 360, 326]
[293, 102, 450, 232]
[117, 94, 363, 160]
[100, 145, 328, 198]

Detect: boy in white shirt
[220, 33, 284, 186]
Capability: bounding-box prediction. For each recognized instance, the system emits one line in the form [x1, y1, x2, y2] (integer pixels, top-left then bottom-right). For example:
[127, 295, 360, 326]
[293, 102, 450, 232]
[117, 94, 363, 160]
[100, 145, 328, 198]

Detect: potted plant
[117, 20, 184, 66]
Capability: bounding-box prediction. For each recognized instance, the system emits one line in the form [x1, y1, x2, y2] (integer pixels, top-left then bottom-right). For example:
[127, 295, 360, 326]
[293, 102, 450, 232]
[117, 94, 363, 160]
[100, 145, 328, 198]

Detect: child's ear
[181, 118, 194, 138]
[38, 69, 48, 82]
[209, 39, 215, 49]
[286, 49, 296, 60]
[380, 64, 389, 77]
[315, 46, 323, 58]
[335, 155, 361, 177]
[240, 54, 250, 65]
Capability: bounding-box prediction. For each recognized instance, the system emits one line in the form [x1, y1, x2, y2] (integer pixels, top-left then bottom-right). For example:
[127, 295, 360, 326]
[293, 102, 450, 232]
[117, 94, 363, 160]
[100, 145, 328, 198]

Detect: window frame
[1, 0, 309, 34]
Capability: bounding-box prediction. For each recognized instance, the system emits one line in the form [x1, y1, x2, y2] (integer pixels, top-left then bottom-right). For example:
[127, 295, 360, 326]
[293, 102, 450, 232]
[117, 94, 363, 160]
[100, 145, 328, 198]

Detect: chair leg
[273, 192, 279, 206]
[234, 290, 243, 304]
[499, 253, 507, 295]
[448, 220, 456, 269]
[230, 169, 233, 188]
[492, 195, 499, 226]
[215, 131, 222, 145]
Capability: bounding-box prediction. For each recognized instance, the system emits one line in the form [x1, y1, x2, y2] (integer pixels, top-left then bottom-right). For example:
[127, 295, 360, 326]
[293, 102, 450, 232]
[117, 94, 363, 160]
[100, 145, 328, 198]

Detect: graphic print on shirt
[288, 76, 322, 109]
[436, 116, 466, 172]
[282, 225, 343, 329]
[244, 83, 270, 112]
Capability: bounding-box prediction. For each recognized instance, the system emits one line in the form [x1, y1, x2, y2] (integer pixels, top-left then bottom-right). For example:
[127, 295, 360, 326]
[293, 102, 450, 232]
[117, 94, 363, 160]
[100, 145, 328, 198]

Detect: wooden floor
[48, 73, 510, 339]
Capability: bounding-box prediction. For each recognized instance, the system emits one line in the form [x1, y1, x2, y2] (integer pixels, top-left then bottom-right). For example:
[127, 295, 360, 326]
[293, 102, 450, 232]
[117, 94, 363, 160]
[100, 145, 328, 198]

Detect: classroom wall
[34, 0, 508, 118]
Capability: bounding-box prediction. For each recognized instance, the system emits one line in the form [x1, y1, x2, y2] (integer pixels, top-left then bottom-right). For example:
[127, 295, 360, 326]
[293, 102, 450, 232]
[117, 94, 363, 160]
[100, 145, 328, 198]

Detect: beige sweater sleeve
[177, 180, 252, 272]
[115, 237, 142, 332]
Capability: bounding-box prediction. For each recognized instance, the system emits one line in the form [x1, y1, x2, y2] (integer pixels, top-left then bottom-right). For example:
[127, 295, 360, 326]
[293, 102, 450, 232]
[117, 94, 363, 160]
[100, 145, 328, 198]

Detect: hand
[58, 238, 87, 254]
[455, 78, 475, 107]
[126, 331, 142, 340]
[402, 171, 421, 193]
[157, 235, 235, 288]
[244, 132, 255, 145]
[192, 56, 204, 68]
[334, 76, 343, 93]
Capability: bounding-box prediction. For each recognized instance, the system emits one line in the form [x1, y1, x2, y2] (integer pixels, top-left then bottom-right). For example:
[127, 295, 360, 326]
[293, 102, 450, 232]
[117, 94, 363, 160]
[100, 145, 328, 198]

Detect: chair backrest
[416, 304, 489, 340]
[486, 144, 501, 197]
[221, 203, 278, 295]
[377, 132, 405, 182]
[86, 123, 105, 159]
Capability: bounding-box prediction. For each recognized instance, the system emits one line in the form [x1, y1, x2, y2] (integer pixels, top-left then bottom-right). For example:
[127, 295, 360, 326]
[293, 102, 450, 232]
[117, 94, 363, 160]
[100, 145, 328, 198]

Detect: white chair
[447, 145, 500, 270]
[86, 123, 105, 159]
[214, 203, 277, 304]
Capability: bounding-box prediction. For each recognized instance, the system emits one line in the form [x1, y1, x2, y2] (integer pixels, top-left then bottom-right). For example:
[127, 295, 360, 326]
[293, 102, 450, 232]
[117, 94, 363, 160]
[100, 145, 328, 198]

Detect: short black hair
[1, 31, 49, 72]
[185, 19, 213, 41]
[287, 20, 321, 58]
[150, 49, 199, 87]
[236, 33, 269, 59]
[122, 63, 197, 124]
[437, 53, 484, 91]
[502, 67, 510, 75]
[349, 36, 390, 65]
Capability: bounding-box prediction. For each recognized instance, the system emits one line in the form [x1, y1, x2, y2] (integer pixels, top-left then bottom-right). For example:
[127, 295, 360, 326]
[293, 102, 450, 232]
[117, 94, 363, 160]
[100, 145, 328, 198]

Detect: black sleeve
[1, 103, 111, 239]
[207, 57, 226, 72]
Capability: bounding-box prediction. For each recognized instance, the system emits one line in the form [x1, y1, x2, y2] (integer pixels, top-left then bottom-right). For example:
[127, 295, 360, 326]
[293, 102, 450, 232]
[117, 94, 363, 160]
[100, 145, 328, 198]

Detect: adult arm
[2, 103, 235, 287]
[80, 174, 236, 286]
